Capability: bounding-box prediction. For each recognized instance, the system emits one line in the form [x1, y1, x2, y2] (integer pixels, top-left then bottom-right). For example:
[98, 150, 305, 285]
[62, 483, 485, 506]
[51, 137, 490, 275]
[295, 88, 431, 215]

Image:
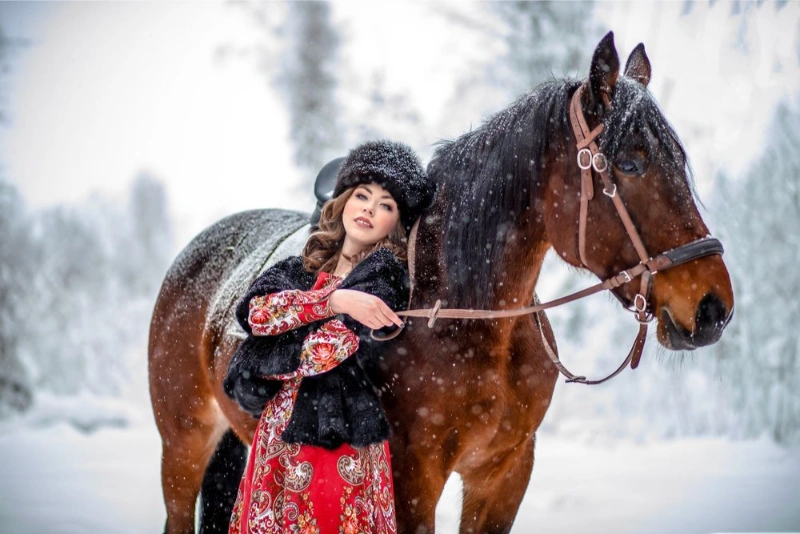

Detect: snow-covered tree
[490, 1, 598, 97]
[709, 101, 800, 443]
[0, 31, 34, 413]
[29, 202, 112, 395]
[348, 71, 424, 152]
[225, 1, 343, 181]
[124, 172, 173, 297]
[0, 172, 177, 416]
[0, 176, 33, 414]
[277, 2, 342, 177]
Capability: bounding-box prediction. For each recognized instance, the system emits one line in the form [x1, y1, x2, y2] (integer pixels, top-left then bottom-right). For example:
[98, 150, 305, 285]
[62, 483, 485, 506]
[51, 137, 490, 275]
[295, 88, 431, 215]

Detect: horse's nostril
[695, 293, 728, 342]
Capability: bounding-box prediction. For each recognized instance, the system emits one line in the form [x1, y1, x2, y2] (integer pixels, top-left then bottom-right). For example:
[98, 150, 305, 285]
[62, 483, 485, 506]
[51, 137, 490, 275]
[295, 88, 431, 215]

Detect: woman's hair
[302, 187, 408, 274]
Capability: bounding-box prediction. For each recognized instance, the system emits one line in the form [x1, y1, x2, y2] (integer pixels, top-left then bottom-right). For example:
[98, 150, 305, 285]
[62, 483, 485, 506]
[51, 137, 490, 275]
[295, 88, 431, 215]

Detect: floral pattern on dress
[248, 274, 341, 336]
[268, 320, 359, 381]
[230, 271, 397, 534]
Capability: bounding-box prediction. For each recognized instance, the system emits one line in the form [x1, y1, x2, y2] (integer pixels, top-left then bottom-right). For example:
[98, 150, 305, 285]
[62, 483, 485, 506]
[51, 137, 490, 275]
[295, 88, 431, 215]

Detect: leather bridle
[377, 84, 724, 385]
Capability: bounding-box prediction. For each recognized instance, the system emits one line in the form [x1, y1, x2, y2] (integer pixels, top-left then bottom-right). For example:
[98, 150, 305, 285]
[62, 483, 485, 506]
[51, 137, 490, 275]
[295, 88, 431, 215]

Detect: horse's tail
[199, 429, 248, 534]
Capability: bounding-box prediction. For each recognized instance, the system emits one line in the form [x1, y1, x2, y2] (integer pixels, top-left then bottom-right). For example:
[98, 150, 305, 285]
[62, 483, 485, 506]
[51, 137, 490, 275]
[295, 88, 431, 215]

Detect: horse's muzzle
[661, 292, 732, 350]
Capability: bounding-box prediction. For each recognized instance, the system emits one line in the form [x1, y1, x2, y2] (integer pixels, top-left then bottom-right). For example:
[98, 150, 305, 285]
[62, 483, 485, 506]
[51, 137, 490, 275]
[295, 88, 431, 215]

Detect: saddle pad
[223, 224, 312, 340]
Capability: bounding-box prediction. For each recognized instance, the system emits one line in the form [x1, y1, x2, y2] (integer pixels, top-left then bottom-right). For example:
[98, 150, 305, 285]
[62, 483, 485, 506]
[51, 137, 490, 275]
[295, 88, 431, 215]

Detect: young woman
[224, 140, 435, 534]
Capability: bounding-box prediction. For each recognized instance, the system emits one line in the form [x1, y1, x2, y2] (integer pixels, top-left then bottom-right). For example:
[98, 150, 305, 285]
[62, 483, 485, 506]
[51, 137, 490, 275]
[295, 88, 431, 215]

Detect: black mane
[602, 77, 692, 180]
[428, 77, 691, 309]
[429, 80, 579, 308]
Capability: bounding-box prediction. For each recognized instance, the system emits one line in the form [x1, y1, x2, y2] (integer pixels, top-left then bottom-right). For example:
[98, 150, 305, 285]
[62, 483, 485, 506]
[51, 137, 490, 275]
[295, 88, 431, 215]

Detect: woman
[224, 140, 436, 534]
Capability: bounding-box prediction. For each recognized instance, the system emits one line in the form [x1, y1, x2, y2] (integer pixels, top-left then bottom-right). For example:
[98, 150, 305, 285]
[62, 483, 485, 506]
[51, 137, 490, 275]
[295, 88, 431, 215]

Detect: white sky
[1, 1, 798, 245]
[0, 1, 302, 240]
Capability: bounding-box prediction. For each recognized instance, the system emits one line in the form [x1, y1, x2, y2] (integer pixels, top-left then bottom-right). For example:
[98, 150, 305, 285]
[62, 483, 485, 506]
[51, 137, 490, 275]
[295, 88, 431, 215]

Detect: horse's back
[148, 208, 308, 419]
[162, 209, 307, 306]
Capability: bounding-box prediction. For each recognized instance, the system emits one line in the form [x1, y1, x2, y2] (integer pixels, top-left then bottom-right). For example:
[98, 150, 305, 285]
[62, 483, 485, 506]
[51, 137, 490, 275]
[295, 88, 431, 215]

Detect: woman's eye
[356, 193, 368, 200]
[381, 204, 393, 212]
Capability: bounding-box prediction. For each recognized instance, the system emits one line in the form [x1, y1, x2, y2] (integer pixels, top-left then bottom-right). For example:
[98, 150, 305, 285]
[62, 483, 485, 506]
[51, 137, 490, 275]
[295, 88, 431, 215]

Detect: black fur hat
[333, 140, 435, 231]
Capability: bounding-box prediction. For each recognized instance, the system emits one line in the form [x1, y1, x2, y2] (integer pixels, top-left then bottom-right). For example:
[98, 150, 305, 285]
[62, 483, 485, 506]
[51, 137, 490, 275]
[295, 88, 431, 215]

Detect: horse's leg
[151, 321, 227, 534]
[391, 443, 450, 534]
[199, 428, 248, 533]
[458, 435, 535, 534]
[156, 392, 227, 534]
[199, 337, 259, 534]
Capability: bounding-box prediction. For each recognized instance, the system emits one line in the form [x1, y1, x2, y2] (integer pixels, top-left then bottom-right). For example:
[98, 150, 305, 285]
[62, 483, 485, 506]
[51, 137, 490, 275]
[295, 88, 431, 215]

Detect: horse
[149, 32, 734, 534]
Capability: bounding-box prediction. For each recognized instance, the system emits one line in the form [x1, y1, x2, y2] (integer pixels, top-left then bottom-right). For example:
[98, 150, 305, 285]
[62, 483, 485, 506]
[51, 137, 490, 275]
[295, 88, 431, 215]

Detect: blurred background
[0, 1, 798, 533]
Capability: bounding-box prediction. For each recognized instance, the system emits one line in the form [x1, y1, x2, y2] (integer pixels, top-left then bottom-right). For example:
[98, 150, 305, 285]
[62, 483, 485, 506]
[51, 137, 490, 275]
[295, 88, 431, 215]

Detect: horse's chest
[384, 331, 555, 454]
[389, 349, 536, 429]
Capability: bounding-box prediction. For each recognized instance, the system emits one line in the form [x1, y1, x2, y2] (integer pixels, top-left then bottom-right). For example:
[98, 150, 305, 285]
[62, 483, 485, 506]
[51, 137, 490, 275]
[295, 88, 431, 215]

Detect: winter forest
[1, 1, 799, 533]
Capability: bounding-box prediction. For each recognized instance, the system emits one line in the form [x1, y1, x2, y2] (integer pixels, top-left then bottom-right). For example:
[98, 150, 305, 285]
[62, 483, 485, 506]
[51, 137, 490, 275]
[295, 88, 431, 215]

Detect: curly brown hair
[302, 187, 408, 274]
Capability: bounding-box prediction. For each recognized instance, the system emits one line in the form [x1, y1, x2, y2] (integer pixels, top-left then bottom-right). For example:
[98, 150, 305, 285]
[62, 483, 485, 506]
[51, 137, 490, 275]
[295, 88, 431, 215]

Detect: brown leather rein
[375, 85, 724, 385]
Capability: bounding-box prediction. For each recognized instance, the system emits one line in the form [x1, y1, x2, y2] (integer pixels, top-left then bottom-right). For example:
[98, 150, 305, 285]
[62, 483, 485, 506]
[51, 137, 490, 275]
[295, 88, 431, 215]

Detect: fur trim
[224, 249, 408, 445]
[333, 140, 435, 230]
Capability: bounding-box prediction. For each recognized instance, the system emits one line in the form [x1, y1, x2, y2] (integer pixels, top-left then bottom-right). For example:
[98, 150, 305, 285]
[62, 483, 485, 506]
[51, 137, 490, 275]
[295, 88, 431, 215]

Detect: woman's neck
[340, 235, 366, 260]
[332, 253, 354, 278]
[334, 238, 367, 276]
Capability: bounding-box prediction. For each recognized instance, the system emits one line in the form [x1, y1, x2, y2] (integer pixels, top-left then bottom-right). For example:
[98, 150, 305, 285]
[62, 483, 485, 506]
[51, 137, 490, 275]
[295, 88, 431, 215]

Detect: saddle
[310, 157, 345, 227]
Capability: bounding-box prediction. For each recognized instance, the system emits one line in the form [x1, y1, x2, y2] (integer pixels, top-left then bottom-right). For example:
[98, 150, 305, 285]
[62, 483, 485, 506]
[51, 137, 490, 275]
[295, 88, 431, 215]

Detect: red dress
[229, 272, 397, 534]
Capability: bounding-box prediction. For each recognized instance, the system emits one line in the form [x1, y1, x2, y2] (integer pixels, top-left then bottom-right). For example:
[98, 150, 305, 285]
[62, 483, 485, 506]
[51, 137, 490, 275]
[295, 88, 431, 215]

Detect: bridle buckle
[592, 153, 608, 173]
[634, 294, 648, 314]
[577, 148, 592, 170]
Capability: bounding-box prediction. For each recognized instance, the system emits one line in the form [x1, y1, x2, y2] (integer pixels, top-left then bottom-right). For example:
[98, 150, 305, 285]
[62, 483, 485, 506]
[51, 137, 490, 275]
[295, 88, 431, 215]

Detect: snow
[1, 1, 798, 532]
[0, 391, 143, 434]
[0, 423, 162, 534]
[1, 407, 798, 534]
[516, 437, 800, 534]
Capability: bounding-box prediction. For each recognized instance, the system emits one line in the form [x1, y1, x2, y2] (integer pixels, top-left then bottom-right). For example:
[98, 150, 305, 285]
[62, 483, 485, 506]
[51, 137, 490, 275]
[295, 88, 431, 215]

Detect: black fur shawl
[223, 248, 409, 449]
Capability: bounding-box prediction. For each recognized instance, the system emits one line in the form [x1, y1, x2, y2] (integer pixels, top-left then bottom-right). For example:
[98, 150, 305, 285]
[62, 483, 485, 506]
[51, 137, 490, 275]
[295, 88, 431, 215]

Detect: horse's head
[545, 32, 734, 351]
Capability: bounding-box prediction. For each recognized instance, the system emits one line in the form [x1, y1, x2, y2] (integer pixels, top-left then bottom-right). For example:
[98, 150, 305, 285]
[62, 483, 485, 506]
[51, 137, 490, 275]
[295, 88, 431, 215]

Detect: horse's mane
[429, 79, 578, 308]
[601, 78, 692, 182]
[429, 77, 692, 309]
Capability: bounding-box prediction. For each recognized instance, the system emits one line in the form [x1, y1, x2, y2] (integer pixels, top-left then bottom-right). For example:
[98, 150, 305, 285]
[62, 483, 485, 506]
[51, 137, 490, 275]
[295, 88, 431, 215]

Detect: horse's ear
[588, 31, 620, 111]
[624, 43, 651, 87]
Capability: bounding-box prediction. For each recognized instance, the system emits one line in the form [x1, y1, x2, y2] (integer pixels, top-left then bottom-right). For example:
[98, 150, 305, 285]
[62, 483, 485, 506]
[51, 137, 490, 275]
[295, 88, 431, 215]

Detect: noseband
[379, 85, 724, 385]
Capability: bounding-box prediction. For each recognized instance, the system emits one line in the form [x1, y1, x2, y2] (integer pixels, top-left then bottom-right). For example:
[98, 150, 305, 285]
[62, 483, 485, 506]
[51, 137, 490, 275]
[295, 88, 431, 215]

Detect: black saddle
[310, 157, 345, 227]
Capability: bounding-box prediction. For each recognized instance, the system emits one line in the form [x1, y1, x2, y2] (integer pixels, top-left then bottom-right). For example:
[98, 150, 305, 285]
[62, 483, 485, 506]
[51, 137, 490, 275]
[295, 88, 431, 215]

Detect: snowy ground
[1, 411, 799, 534]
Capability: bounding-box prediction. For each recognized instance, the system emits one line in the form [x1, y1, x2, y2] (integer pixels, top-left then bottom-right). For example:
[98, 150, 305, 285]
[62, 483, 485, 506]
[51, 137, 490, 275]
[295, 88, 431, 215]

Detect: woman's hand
[328, 289, 404, 330]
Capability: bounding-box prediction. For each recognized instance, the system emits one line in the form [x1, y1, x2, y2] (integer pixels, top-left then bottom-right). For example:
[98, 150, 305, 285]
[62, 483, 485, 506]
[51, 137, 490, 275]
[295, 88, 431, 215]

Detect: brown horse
[149, 33, 734, 534]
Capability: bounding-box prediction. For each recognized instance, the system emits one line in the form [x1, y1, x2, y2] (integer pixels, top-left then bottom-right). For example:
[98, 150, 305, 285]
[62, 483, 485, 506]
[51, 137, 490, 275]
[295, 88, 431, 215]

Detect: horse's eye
[617, 159, 642, 175]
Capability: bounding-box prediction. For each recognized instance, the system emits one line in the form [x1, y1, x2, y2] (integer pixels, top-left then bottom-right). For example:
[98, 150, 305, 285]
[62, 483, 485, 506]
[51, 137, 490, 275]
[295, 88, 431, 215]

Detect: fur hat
[333, 140, 435, 231]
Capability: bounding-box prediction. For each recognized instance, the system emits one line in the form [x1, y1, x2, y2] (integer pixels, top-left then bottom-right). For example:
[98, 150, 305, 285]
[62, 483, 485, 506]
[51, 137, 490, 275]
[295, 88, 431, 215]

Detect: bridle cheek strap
[570, 85, 651, 268]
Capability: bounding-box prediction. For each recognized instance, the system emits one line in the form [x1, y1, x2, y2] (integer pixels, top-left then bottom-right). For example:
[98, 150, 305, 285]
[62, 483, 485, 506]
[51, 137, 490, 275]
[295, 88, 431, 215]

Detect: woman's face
[341, 182, 400, 253]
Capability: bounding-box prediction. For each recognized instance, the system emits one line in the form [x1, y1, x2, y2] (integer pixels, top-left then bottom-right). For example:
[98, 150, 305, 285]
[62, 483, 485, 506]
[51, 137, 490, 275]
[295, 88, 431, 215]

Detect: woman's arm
[264, 319, 359, 380]
[334, 248, 410, 337]
[248, 283, 338, 336]
[327, 289, 403, 330]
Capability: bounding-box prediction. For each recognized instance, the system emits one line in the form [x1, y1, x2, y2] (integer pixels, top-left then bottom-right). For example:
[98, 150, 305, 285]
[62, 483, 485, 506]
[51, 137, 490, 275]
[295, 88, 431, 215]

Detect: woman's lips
[354, 217, 373, 228]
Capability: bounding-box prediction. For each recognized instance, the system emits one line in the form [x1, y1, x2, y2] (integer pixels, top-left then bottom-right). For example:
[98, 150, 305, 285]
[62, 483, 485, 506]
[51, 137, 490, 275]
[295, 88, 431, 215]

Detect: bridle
[376, 84, 724, 385]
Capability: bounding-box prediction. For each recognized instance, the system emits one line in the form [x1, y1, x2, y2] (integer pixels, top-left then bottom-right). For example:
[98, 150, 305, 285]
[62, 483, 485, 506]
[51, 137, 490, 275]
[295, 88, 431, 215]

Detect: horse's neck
[414, 208, 549, 313]
[490, 219, 550, 310]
